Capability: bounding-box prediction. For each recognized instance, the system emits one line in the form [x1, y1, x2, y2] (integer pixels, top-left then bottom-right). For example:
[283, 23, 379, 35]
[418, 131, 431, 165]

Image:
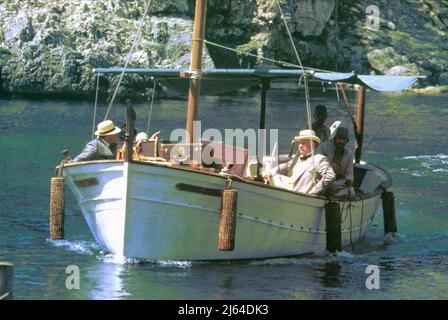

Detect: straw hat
[94, 120, 121, 136]
[294, 129, 321, 144]
[135, 132, 149, 141]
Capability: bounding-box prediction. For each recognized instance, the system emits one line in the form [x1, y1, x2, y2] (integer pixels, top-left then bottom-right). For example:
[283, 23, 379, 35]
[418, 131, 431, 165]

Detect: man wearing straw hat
[263, 129, 336, 195]
[73, 120, 121, 162]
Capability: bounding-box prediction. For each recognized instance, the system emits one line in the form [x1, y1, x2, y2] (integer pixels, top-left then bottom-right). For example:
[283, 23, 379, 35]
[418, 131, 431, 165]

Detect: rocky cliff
[0, 0, 447, 99]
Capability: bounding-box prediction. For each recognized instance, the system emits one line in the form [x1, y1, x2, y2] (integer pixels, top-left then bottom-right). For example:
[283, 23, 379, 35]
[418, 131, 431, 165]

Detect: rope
[335, 83, 340, 102]
[348, 201, 357, 253]
[104, 0, 152, 121]
[358, 198, 364, 241]
[205, 40, 299, 69]
[303, 76, 313, 130]
[146, 77, 156, 133]
[204, 40, 334, 74]
[275, 0, 304, 71]
[363, 98, 413, 152]
[275, 0, 319, 183]
[91, 73, 100, 139]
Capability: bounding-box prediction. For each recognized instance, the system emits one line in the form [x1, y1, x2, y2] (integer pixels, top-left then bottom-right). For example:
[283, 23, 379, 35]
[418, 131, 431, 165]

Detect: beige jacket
[271, 153, 336, 195]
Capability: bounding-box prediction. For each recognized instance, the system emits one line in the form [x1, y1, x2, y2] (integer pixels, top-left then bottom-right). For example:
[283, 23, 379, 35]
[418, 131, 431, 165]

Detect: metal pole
[125, 106, 135, 162]
[256, 79, 269, 181]
[355, 85, 366, 163]
[186, 0, 207, 143]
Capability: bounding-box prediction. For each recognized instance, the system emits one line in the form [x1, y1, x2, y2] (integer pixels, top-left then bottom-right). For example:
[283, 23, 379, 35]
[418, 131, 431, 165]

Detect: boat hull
[63, 160, 381, 260]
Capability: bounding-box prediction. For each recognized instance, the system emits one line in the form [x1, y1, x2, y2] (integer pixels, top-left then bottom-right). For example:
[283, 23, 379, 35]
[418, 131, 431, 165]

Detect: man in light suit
[316, 126, 355, 199]
[73, 120, 121, 162]
[263, 130, 336, 196]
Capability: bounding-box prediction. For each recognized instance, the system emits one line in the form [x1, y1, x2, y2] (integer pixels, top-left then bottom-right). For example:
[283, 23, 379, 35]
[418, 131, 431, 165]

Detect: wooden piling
[325, 201, 342, 253]
[382, 191, 398, 234]
[0, 262, 13, 300]
[219, 182, 238, 251]
[50, 176, 65, 240]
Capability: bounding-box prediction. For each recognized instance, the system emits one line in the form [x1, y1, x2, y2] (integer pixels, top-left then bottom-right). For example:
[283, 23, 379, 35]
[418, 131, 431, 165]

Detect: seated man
[73, 120, 121, 162]
[316, 126, 355, 199]
[263, 130, 336, 196]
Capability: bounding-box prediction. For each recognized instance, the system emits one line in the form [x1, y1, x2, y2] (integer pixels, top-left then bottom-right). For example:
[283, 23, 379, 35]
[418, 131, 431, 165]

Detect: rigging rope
[275, 0, 304, 72]
[204, 40, 334, 74]
[204, 40, 298, 69]
[348, 202, 357, 253]
[275, 0, 318, 181]
[91, 73, 100, 139]
[146, 77, 156, 133]
[104, 0, 152, 121]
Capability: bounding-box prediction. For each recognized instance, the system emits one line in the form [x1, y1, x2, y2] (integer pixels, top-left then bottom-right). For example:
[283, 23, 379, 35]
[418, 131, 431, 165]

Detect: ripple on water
[97, 253, 193, 268]
[47, 239, 101, 255]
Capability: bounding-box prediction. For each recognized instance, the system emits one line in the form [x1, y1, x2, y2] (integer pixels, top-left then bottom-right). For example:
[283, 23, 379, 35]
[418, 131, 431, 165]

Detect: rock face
[0, 0, 214, 98]
[0, 0, 447, 98]
[367, 47, 419, 76]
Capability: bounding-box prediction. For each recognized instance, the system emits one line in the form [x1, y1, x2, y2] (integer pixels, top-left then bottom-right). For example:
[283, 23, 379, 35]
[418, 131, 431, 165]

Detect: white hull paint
[63, 160, 382, 260]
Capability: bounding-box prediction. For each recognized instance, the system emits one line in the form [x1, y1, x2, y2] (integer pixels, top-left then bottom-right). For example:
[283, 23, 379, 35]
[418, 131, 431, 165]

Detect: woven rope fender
[50, 176, 65, 240]
[218, 180, 238, 251]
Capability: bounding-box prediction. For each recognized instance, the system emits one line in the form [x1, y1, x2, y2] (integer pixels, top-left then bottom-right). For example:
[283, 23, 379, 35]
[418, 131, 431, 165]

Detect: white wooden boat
[59, 0, 416, 261]
[62, 157, 390, 260]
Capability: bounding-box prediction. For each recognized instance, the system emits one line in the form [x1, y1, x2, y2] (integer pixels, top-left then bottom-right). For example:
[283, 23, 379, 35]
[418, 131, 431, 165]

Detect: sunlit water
[0, 87, 447, 299]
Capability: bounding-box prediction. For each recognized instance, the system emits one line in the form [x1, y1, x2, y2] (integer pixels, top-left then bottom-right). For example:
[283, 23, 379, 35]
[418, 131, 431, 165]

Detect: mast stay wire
[104, 0, 152, 121]
[275, 0, 305, 72]
[204, 40, 340, 74]
[276, 0, 318, 184]
[91, 73, 100, 139]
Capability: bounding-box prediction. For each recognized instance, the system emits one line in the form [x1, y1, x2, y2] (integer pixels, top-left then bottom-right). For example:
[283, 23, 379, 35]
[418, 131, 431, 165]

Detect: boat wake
[48, 239, 194, 267]
[400, 154, 448, 176]
[47, 239, 101, 255]
[97, 253, 193, 268]
[248, 251, 359, 266]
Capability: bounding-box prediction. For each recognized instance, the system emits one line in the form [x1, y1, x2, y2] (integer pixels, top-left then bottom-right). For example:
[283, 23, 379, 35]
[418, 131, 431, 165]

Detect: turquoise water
[0, 88, 447, 299]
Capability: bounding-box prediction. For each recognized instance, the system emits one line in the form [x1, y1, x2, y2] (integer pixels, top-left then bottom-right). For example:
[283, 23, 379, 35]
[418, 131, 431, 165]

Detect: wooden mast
[186, 0, 207, 143]
[256, 79, 270, 181]
[355, 85, 366, 163]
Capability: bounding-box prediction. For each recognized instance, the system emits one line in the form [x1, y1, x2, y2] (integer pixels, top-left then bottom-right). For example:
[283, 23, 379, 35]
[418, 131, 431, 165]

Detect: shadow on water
[319, 262, 344, 288]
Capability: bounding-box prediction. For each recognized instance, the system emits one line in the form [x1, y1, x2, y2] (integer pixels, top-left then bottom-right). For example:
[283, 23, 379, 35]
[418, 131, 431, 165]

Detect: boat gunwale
[63, 159, 386, 201]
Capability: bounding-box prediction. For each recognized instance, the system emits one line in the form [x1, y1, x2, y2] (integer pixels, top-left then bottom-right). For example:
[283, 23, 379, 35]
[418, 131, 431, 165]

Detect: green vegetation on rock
[0, 0, 447, 98]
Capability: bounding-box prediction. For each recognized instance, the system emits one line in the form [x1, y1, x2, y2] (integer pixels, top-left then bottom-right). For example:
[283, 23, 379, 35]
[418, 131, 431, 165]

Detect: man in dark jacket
[312, 104, 331, 143]
[316, 126, 355, 199]
[73, 120, 121, 162]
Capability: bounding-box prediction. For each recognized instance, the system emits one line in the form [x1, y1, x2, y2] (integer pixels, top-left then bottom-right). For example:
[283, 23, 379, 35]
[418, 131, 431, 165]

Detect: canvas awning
[94, 68, 419, 92]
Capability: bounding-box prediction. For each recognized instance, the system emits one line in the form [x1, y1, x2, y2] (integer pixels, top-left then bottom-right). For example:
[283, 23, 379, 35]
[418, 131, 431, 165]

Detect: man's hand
[331, 163, 343, 176]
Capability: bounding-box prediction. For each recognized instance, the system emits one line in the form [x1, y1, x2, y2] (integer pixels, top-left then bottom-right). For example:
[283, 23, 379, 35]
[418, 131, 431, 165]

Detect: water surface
[0, 87, 447, 299]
